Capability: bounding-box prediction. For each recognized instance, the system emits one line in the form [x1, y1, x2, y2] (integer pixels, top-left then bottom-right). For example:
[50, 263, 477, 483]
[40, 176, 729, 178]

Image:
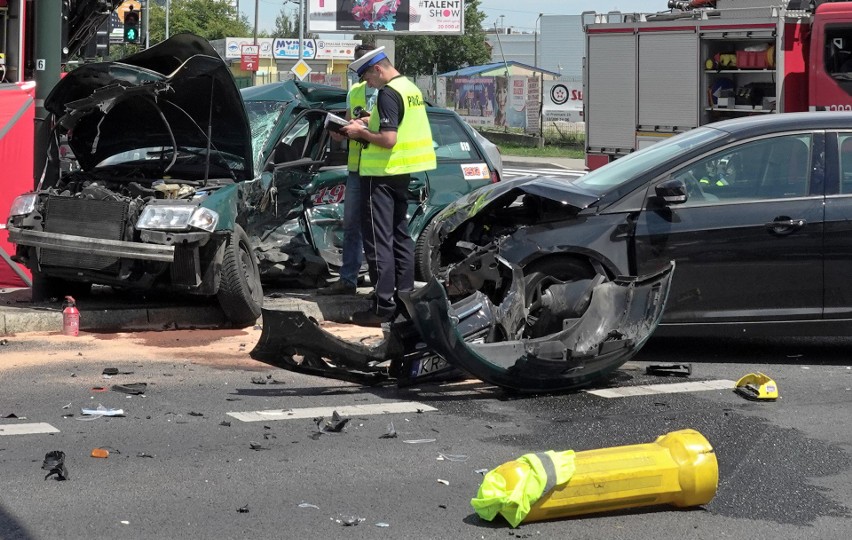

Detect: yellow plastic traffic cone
[473, 429, 718, 526]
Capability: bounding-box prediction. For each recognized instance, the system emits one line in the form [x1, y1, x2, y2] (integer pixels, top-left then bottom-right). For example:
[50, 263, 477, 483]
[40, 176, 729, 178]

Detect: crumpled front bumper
[400, 262, 675, 393]
[8, 227, 175, 262]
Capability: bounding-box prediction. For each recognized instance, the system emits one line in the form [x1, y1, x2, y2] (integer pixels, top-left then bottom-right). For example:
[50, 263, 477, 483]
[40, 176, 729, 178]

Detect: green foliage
[145, 0, 252, 44]
[394, 0, 490, 75]
[274, 7, 298, 38]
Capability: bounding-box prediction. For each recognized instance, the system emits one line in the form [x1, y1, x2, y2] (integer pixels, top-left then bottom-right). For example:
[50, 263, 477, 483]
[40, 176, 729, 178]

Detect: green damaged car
[241, 79, 503, 286]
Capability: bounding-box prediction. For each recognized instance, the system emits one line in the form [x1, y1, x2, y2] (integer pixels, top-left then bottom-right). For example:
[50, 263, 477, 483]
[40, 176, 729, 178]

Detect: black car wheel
[523, 257, 597, 338]
[218, 225, 263, 326]
[414, 216, 441, 282]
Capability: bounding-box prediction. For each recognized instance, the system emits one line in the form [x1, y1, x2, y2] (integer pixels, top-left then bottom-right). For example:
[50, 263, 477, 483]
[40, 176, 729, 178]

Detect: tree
[394, 0, 490, 76]
[274, 6, 298, 38]
[145, 0, 252, 45]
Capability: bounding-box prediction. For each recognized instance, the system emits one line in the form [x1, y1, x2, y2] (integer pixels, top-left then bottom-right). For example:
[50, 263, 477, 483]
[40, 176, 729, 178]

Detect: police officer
[317, 44, 376, 296]
[339, 47, 436, 326]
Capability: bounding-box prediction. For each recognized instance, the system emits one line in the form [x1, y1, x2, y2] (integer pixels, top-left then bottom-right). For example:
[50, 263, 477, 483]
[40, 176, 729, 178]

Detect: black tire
[414, 217, 441, 282]
[218, 225, 264, 326]
[31, 272, 91, 302]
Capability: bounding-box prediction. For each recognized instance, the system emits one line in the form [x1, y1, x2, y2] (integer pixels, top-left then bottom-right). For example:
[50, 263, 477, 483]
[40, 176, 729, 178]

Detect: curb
[0, 291, 372, 335]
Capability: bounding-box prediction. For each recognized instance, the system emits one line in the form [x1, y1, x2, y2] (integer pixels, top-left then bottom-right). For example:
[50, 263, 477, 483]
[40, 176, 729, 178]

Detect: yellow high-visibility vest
[359, 76, 436, 176]
[347, 82, 368, 172]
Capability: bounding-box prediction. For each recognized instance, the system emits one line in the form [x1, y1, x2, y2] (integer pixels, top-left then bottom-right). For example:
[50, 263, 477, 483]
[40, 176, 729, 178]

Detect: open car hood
[45, 33, 254, 180]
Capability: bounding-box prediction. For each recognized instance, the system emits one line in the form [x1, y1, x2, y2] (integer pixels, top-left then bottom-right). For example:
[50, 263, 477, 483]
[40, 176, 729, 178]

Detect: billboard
[543, 81, 584, 123]
[452, 77, 495, 127]
[308, 0, 464, 35]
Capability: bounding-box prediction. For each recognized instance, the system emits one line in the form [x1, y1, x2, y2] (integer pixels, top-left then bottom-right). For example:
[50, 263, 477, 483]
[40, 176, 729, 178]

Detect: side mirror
[655, 178, 688, 205]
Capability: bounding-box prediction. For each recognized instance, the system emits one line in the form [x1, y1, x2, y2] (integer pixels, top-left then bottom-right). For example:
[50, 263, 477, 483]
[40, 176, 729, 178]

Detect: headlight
[136, 206, 219, 232]
[9, 193, 38, 217]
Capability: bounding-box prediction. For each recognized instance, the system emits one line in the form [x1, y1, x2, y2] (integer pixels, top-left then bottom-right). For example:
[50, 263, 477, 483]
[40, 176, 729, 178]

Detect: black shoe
[317, 280, 356, 296]
[350, 309, 392, 327]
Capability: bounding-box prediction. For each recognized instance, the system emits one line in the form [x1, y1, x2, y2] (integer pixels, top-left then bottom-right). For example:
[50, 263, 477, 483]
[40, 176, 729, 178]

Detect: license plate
[411, 355, 450, 378]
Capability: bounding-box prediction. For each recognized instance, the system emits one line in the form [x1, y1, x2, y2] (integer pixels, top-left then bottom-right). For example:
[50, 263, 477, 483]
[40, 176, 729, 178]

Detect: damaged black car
[428, 112, 852, 338]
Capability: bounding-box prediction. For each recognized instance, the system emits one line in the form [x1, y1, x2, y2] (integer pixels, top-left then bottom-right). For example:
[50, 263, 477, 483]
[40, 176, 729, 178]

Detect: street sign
[291, 59, 312, 81]
[241, 44, 260, 72]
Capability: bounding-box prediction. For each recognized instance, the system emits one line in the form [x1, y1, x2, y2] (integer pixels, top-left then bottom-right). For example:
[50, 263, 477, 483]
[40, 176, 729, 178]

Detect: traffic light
[123, 8, 140, 43]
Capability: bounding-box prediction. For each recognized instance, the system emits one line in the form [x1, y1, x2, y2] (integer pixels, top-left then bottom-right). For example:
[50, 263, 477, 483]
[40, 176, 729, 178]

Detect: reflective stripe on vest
[359, 77, 437, 176]
[532, 452, 558, 495]
[347, 82, 368, 172]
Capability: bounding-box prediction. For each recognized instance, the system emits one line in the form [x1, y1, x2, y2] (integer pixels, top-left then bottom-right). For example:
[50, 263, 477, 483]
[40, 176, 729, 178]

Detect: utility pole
[253, 0, 259, 85]
[298, 0, 304, 62]
[33, 0, 63, 190]
[145, 0, 150, 48]
[166, 0, 171, 39]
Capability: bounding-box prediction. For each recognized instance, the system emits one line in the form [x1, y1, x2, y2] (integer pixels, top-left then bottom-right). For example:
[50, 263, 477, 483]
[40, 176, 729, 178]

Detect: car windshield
[244, 100, 290, 171]
[574, 127, 726, 195]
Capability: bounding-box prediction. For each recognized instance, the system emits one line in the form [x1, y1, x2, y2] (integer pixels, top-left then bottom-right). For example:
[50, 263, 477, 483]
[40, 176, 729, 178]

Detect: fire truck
[1, 0, 121, 287]
[583, 0, 852, 170]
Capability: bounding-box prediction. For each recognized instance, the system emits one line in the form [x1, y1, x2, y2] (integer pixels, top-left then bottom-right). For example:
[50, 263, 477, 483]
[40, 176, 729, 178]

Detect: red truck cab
[810, 2, 852, 112]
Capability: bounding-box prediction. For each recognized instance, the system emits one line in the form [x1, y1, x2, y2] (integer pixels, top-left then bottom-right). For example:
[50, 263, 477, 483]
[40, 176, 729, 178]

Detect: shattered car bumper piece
[401, 261, 675, 393]
[251, 259, 674, 394]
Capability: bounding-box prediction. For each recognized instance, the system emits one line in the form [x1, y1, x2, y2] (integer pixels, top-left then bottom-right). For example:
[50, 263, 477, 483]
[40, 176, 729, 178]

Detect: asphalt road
[1, 329, 851, 540]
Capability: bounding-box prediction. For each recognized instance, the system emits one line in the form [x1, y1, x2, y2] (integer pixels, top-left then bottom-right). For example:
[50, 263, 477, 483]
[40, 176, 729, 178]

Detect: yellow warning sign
[291, 59, 312, 81]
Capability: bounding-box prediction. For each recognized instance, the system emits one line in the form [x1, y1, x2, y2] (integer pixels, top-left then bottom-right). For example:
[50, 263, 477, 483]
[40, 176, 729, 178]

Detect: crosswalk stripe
[584, 379, 736, 398]
[227, 401, 438, 423]
[0, 422, 60, 436]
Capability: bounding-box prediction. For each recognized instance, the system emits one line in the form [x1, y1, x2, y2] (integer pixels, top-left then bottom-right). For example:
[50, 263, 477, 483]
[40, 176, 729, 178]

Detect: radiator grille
[41, 197, 129, 273]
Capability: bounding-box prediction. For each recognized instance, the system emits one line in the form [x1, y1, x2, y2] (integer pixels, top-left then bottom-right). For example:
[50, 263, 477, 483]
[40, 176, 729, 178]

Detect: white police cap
[349, 47, 387, 77]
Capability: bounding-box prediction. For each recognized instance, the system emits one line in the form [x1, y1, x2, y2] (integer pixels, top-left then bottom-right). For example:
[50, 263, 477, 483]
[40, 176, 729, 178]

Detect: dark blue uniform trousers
[361, 173, 415, 317]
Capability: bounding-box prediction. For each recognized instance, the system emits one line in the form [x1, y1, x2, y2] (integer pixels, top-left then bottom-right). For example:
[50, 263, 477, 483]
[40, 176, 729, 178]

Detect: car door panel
[634, 132, 825, 323]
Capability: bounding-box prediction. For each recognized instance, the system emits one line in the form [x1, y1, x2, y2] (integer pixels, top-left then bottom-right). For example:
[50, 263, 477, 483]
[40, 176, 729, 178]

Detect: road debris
[136, 452, 155, 458]
[437, 479, 450, 485]
[188, 411, 204, 417]
[735, 372, 779, 401]
[219, 421, 231, 427]
[336, 516, 365, 526]
[237, 504, 250, 513]
[402, 439, 436, 444]
[376, 522, 390, 527]
[0, 338, 9, 346]
[102, 367, 119, 376]
[645, 363, 692, 377]
[298, 503, 319, 509]
[80, 405, 125, 417]
[315, 411, 349, 434]
[249, 441, 268, 451]
[42, 451, 69, 481]
[112, 383, 147, 395]
[379, 422, 397, 439]
[438, 453, 469, 462]
[90, 448, 110, 458]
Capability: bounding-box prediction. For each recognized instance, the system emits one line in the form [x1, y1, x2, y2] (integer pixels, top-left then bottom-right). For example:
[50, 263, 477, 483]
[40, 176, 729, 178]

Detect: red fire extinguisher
[62, 296, 79, 336]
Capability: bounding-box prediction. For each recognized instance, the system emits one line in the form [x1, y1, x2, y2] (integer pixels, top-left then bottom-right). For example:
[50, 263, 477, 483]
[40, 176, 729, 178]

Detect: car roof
[706, 112, 852, 138]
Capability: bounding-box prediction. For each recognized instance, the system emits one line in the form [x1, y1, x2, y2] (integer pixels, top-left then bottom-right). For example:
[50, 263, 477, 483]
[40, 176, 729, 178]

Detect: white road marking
[0, 422, 60, 436]
[585, 379, 736, 399]
[227, 401, 438, 423]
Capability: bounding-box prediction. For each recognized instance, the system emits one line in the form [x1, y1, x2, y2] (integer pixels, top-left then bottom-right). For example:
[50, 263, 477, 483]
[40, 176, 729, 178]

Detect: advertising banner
[225, 38, 274, 59]
[505, 76, 527, 129]
[543, 80, 584, 123]
[308, 0, 464, 35]
[314, 39, 361, 60]
[273, 38, 317, 60]
[452, 77, 495, 127]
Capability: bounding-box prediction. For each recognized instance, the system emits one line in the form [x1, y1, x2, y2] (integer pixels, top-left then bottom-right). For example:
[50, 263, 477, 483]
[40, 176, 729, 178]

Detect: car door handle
[765, 218, 806, 236]
[764, 218, 806, 229]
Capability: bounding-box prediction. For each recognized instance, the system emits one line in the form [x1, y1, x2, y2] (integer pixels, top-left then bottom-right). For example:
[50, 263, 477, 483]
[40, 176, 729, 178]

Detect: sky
[238, 0, 666, 36]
